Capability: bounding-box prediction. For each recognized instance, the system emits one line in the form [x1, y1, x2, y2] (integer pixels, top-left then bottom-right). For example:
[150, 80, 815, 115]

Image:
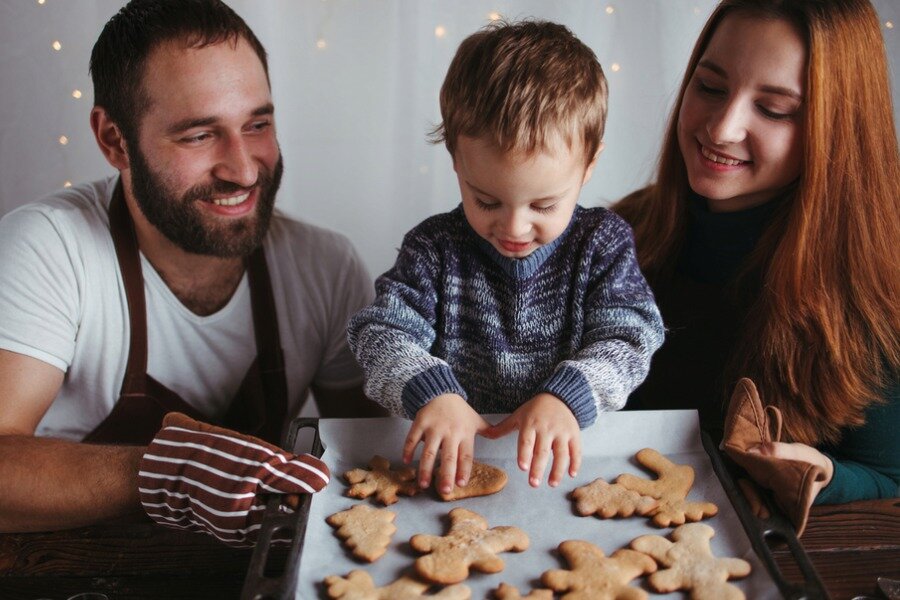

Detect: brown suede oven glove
[721, 378, 827, 536]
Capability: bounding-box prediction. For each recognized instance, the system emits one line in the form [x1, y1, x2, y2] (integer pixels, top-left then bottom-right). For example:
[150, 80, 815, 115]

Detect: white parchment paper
[293, 410, 778, 599]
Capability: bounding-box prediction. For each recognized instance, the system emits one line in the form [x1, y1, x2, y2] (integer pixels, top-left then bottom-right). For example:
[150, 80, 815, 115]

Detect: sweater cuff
[540, 366, 597, 428]
[401, 365, 467, 419]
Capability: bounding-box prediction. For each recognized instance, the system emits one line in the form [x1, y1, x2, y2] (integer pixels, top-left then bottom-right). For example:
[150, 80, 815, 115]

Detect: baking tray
[242, 411, 828, 599]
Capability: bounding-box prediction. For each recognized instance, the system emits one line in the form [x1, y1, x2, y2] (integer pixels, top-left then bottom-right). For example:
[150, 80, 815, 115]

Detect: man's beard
[128, 145, 283, 258]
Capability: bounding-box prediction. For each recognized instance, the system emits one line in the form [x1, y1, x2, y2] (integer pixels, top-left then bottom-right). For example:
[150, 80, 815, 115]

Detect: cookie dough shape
[616, 448, 718, 527]
[630, 523, 752, 600]
[324, 570, 471, 600]
[438, 461, 508, 501]
[492, 583, 553, 599]
[570, 477, 659, 519]
[344, 455, 420, 505]
[326, 504, 396, 562]
[410, 508, 530, 584]
[541, 540, 657, 600]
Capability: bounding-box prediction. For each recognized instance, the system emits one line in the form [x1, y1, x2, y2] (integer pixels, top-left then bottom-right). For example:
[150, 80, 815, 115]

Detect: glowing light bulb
[37, 0, 46, 4]
[52, 40, 61, 51]
[887, 21, 895, 29]
[611, 63, 621, 72]
[58, 135, 69, 145]
[605, 6, 615, 14]
[63, 181, 72, 188]
[72, 89, 82, 99]
[316, 38, 327, 49]
[435, 25, 447, 38]
[488, 12, 501, 21]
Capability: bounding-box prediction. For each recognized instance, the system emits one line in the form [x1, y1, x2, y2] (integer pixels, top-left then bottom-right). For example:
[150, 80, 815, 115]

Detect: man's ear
[90, 106, 130, 171]
[582, 142, 605, 186]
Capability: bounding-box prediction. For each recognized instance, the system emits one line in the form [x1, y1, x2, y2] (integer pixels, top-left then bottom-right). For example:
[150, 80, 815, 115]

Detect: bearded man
[0, 0, 382, 543]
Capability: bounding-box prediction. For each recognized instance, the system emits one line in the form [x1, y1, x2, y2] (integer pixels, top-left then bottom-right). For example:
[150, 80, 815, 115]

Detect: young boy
[348, 20, 664, 495]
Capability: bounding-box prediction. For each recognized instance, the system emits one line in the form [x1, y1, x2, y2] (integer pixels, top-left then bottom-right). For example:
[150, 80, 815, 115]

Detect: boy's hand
[402, 393, 490, 495]
[483, 393, 581, 488]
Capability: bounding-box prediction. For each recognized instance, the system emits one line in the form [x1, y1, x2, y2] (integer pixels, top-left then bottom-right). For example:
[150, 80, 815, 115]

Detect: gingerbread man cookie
[541, 540, 657, 600]
[344, 455, 420, 505]
[492, 583, 553, 599]
[630, 523, 752, 600]
[438, 461, 508, 501]
[570, 477, 659, 519]
[326, 504, 396, 562]
[410, 508, 530, 584]
[324, 570, 471, 600]
[616, 448, 718, 527]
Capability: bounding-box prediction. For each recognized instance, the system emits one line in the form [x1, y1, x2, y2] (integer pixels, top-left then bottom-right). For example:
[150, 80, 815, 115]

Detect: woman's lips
[698, 142, 750, 170]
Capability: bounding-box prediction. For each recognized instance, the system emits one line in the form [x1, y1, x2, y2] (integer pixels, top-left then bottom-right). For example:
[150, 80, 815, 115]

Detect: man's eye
[182, 133, 211, 144]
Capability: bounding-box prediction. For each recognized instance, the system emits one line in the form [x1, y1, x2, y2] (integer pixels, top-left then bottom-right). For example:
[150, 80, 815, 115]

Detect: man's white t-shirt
[0, 176, 373, 440]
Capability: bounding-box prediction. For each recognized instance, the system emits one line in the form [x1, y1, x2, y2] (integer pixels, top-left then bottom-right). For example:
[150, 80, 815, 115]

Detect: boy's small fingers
[438, 447, 458, 495]
[418, 439, 440, 488]
[548, 439, 569, 487]
[457, 441, 474, 486]
[517, 429, 536, 472]
[529, 434, 551, 487]
[402, 428, 422, 463]
[484, 417, 516, 439]
[569, 437, 582, 477]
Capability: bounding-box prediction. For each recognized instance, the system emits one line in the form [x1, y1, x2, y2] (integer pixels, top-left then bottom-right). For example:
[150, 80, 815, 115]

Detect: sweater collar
[458, 205, 577, 280]
[681, 192, 784, 283]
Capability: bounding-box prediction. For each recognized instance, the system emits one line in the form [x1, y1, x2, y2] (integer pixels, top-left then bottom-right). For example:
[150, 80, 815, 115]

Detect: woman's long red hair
[617, 0, 900, 444]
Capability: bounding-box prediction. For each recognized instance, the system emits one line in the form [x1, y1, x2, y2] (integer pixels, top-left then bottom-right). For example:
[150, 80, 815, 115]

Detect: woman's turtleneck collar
[680, 192, 784, 283]
[460, 205, 578, 280]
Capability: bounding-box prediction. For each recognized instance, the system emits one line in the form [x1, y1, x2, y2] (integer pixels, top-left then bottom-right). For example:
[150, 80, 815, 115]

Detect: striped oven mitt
[138, 412, 329, 546]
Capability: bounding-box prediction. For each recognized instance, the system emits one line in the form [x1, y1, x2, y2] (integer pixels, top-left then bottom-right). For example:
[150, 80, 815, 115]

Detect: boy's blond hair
[432, 20, 608, 166]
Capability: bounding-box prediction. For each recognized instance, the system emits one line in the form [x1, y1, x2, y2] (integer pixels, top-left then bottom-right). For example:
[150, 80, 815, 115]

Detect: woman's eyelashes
[695, 79, 798, 121]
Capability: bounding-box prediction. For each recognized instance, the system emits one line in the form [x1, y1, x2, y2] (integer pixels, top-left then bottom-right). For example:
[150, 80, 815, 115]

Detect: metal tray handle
[241, 418, 322, 600]
[701, 431, 830, 600]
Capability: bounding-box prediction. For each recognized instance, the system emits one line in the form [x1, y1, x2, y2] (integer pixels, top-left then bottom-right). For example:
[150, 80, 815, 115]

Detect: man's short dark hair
[89, 0, 269, 144]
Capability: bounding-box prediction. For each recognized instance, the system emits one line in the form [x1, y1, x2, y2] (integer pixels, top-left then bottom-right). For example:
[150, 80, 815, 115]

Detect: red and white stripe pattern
[139, 413, 329, 546]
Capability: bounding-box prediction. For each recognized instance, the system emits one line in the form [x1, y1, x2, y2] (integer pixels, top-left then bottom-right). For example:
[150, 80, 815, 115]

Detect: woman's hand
[483, 392, 581, 488]
[402, 393, 490, 495]
[746, 441, 835, 495]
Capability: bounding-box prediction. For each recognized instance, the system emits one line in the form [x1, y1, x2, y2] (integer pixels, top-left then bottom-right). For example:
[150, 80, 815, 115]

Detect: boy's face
[454, 135, 600, 259]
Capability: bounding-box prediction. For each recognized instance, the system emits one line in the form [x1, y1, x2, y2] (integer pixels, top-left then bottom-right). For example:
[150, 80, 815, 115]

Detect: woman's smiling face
[678, 13, 807, 212]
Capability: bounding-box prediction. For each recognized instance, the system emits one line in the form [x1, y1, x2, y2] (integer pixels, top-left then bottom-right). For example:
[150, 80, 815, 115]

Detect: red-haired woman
[617, 0, 899, 504]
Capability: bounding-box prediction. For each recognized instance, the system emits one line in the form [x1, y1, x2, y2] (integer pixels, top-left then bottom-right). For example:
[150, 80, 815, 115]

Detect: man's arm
[311, 384, 388, 418]
[0, 349, 143, 532]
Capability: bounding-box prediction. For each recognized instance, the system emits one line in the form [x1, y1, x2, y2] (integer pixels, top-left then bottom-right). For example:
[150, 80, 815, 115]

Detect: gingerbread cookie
[570, 477, 659, 519]
[324, 570, 471, 599]
[326, 504, 396, 562]
[410, 508, 530, 584]
[492, 583, 553, 599]
[541, 540, 657, 600]
[438, 461, 508, 501]
[616, 448, 718, 527]
[630, 523, 751, 600]
[344, 455, 420, 505]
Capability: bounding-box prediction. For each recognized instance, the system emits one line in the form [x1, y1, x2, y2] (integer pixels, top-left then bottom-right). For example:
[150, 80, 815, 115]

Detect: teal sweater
[624, 194, 899, 503]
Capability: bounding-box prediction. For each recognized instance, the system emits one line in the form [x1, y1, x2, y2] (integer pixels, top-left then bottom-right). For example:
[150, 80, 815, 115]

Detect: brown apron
[83, 183, 287, 446]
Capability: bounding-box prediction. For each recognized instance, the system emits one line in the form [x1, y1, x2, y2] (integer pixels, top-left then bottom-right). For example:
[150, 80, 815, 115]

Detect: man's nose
[213, 135, 258, 187]
[706, 99, 748, 146]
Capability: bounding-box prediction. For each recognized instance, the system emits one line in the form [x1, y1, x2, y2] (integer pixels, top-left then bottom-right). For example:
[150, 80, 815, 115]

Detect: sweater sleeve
[814, 376, 900, 504]
[540, 217, 665, 427]
[347, 227, 466, 418]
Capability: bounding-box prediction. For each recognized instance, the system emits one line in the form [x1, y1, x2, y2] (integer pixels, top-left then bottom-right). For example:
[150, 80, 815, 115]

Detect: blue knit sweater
[347, 205, 664, 428]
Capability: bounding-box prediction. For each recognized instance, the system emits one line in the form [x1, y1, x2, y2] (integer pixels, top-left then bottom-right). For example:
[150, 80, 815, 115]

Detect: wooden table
[0, 499, 897, 600]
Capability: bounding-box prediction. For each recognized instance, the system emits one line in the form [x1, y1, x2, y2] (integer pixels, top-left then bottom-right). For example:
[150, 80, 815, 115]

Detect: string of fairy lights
[35, 0, 895, 191]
